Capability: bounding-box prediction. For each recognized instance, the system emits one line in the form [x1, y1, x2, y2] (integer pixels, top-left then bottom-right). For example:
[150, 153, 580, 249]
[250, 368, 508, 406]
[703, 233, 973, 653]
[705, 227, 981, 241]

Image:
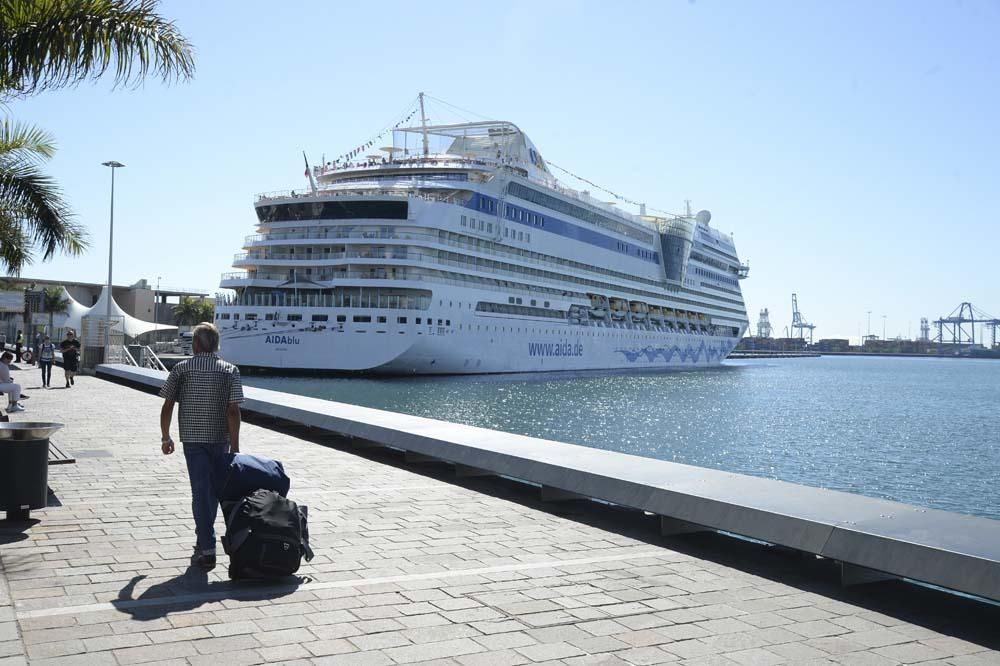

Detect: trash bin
[0, 422, 64, 521]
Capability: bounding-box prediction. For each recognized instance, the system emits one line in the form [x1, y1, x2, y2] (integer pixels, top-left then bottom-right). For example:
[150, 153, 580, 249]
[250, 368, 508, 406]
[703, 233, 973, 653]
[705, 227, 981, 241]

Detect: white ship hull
[215, 105, 750, 375]
[220, 320, 738, 375]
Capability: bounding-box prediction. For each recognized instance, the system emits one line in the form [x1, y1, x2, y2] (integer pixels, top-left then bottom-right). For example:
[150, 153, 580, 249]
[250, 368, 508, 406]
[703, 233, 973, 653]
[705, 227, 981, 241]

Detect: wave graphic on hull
[614, 341, 733, 364]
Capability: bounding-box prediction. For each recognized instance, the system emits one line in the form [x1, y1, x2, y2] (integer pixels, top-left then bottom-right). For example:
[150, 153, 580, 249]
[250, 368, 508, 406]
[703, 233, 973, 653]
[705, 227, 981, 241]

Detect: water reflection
[245, 357, 1000, 520]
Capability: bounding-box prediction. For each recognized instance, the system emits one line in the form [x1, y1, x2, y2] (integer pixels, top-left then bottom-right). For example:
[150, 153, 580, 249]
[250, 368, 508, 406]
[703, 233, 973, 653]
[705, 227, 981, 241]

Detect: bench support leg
[840, 563, 897, 586]
[660, 516, 709, 536]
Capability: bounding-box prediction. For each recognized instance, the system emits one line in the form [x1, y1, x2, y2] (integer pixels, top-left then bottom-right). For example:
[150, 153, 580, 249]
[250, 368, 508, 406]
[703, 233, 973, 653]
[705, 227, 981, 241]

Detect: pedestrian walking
[32, 332, 41, 366]
[14, 330, 22, 363]
[0, 352, 25, 412]
[159, 322, 244, 571]
[38, 335, 55, 388]
[60, 330, 80, 387]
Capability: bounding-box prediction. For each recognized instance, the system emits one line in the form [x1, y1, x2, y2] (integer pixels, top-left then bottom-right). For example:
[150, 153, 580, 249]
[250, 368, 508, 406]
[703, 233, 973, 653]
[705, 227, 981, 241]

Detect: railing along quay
[98, 363, 1000, 604]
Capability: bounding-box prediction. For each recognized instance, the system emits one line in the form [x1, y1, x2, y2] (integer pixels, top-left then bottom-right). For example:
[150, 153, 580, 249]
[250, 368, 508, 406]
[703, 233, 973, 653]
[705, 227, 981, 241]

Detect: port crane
[934, 302, 1000, 349]
[790, 293, 816, 344]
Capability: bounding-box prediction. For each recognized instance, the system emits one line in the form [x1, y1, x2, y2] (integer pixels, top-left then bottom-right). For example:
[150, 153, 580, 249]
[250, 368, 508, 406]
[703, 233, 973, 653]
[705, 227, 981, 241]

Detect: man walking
[159, 322, 244, 570]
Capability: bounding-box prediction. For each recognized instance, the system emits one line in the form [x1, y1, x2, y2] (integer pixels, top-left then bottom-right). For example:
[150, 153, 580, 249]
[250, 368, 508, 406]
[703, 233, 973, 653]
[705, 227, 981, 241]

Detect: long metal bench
[97, 363, 1000, 603]
[48, 441, 76, 465]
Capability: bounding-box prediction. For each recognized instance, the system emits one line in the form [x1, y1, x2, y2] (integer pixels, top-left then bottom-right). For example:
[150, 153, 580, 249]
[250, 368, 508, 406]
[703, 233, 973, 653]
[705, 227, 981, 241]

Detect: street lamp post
[102, 161, 125, 357]
[155, 276, 161, 324]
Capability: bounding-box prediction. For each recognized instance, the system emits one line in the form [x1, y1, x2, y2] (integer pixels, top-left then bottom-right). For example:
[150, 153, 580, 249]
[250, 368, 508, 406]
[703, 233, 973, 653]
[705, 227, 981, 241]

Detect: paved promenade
[0, 376, 998, 665]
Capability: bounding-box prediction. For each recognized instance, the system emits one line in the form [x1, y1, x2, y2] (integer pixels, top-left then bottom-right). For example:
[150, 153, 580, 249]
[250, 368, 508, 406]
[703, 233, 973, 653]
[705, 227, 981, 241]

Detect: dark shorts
[64, 356, 79, 372]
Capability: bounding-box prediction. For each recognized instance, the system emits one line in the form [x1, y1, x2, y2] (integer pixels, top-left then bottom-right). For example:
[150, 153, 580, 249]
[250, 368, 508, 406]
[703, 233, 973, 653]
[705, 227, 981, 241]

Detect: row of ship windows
[217, 311, 451, 326]
[439, 230, 672, 292]
[460, 215, 533, 243]
[505, 183, 656, 245]
[227, 315, 733, 338]
[613, 241, 655, 260]
[691, 266, 738, 287]
[499, 194, 654, 259]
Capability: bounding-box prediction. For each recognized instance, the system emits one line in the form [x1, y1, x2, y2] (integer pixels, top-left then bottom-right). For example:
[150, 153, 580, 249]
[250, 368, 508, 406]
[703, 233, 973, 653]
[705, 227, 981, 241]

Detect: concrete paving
[0, 375, 998, 665]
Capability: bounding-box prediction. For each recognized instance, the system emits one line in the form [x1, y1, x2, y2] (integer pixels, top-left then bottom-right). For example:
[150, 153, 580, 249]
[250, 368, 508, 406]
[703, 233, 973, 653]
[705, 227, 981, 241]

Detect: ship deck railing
[260, 161, 649, 228]
[224, 250, 652, 304]
[254, 187, 464, 205]
[236, 234, 666, 292]
[219, 267, 737, 322]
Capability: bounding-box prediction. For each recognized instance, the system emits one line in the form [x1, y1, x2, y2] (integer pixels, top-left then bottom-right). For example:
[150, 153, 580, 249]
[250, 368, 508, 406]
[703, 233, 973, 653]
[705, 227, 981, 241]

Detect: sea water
[243, 356, 1000, 520]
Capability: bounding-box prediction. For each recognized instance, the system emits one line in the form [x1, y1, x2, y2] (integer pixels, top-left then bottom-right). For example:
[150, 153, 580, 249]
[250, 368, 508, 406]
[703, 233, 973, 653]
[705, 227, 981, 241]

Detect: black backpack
[221, 489, 314, 580]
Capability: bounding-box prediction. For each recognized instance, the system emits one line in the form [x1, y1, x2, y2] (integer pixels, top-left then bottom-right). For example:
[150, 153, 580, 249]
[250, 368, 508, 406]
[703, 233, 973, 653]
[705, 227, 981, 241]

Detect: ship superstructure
[216, 96, 750, 373]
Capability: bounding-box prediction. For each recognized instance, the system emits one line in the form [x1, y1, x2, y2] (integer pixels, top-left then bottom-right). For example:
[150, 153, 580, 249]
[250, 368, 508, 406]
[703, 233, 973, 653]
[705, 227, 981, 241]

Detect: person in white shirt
[0, 352, 25, 412]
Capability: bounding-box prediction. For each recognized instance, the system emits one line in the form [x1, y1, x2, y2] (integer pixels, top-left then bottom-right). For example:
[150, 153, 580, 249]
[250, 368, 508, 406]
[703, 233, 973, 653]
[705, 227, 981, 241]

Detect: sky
[9, 0, 1000, 343]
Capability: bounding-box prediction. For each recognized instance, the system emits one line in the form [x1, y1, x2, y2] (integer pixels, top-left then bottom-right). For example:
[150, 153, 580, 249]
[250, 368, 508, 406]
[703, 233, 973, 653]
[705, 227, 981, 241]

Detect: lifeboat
[610, 298, 628, 320]
[648, 306, 664, 325]
[588, 293, 610, 319]
[629, 301, 648, 323]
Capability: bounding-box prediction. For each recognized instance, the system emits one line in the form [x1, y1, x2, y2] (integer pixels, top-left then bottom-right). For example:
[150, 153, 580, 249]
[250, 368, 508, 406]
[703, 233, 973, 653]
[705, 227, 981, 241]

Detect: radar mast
[419, 92, 429, 157]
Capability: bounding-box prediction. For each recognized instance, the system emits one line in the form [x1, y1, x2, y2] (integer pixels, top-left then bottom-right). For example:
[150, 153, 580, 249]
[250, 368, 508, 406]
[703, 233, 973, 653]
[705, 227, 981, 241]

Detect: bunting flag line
[545, 160, 683, 219]
[326, 107, 419, 166]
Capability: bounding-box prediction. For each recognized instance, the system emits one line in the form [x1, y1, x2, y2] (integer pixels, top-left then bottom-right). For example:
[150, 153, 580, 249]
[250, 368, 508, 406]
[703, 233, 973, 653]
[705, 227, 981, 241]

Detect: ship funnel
[659, 218, 696, 283]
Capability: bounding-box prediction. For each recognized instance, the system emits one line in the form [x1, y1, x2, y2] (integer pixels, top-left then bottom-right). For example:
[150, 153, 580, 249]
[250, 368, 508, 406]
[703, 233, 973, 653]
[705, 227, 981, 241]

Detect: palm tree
[0, 0, 195, 275]
[196, 300, 215, 324]
[42, 286, 69, 334]
[172, 295, 202, 327]
[0, 121, 83, 272]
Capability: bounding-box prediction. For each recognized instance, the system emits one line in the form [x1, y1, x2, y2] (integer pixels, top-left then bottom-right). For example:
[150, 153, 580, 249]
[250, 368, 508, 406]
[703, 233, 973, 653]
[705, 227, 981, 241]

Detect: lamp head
[102, 160, 125, 168]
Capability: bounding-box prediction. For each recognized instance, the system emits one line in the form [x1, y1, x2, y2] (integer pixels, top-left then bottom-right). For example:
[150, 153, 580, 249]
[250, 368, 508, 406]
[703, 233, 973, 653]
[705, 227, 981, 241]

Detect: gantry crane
[934, 302, 1000, 349]
[791, 293, 816, 344]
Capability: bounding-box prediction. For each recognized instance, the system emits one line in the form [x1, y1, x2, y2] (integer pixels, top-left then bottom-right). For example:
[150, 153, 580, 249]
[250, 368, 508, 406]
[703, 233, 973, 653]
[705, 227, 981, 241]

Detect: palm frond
[0, 0, 196, 96]
[0, 119, 56, 163]
[0, 209, 31, 274]
[0, 155, 87, 274]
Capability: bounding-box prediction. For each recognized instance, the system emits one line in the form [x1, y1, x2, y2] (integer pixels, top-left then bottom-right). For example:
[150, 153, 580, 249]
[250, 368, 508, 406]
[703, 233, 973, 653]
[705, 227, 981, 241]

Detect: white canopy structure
[82, 286, 176, 337]
[59, 287, 92, 334]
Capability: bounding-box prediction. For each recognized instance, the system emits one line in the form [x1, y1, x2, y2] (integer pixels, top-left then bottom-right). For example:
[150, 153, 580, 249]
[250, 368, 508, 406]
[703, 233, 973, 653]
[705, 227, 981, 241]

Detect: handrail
[239, 230, 667, 291]
[119, 346, 138, 367]
[141, 346, 168, 372]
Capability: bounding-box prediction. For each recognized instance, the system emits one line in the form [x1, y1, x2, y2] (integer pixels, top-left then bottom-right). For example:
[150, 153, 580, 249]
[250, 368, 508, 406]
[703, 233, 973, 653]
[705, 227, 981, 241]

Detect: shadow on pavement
[114, 568, 307, 620]
[0, 517, 39, 544]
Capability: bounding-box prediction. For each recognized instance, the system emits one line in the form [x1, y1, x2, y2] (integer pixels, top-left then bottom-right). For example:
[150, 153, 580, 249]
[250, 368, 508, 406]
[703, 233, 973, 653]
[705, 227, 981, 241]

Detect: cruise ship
[216, 95, 750, 374]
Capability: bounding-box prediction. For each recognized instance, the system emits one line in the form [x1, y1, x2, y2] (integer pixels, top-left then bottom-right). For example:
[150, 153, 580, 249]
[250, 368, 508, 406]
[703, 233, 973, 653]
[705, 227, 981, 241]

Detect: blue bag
[216, 453, 290, 501]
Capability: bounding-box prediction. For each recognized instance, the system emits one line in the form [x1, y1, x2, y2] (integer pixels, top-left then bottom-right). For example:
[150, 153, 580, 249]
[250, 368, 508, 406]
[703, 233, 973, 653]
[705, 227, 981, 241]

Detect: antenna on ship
[419, 91, 430, 157]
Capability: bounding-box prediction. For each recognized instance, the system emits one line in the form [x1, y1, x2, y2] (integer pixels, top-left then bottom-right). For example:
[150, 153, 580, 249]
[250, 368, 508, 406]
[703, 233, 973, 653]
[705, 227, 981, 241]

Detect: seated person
[0, 351, 25, 412]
